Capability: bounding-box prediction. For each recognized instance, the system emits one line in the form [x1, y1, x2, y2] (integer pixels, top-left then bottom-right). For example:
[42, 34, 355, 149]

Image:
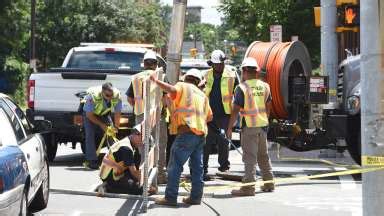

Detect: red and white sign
[270, 25, 282, 42]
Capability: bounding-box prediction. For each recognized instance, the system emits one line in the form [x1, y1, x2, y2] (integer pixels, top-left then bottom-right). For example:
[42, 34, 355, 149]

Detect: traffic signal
[337, 2, 359, 28]
[190, 48, 198, 58]
[231, 46, 237, 57]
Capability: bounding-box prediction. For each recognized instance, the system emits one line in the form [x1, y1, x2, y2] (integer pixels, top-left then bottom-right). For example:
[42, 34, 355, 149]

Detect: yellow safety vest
[204, 67, 236, 114]
[87, 86, 121, 116]
[99, 137, 134, 181]
[238, 79, 270, 128]
[131, 70, 153, 115]
[169, 82, 211, 136]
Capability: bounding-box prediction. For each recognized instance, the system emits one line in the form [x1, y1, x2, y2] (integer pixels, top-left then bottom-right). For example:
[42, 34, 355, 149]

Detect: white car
[0, 93, 49, 215]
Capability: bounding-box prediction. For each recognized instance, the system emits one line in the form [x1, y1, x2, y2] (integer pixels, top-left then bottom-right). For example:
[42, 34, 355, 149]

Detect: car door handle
[36, 147, 39, 152]
[27, 153, 30, 159]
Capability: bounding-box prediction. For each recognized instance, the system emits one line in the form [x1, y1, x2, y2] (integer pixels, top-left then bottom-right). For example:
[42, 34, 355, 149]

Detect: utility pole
[361, 1, 384, 215]
[30, 0, 37, 72]
[320, 0, 338, 106]
[166, 0, 187, 84]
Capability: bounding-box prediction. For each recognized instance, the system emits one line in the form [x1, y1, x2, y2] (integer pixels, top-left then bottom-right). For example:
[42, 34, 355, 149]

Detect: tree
[184, 23, 219, 56]
[220, 0, 320, 66]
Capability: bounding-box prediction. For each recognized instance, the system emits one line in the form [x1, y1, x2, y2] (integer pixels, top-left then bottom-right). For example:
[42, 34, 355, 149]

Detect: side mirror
[33, 120, 53, 133]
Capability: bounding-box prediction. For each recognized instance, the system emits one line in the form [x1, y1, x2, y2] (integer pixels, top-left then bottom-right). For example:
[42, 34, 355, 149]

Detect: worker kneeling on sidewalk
[226, 57, 275, 196]
[151, 69, 213, 206]
[99, 125, 156, 195]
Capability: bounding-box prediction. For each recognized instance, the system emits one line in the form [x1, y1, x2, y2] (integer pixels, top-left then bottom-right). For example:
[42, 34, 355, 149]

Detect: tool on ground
[208, 122, 243, 156]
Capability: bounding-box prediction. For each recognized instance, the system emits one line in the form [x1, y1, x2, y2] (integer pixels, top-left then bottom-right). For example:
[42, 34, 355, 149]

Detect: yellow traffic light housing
[314, 7, 321, 27]
[231, 46, 237, 57]
[190, 48, 198, 58]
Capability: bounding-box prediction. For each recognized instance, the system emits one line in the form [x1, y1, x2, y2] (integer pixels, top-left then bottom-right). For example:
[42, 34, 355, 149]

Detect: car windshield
[67, 51, 144, 70]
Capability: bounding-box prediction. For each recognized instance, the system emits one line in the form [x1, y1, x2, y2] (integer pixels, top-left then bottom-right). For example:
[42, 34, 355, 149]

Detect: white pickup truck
[26, 43, 166, 161]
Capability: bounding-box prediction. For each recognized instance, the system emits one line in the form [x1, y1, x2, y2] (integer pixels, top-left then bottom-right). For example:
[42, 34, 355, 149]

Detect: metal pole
[30, 0, 37, 72]
[320, 0, 338, 105]
[361, 1, 384, 215]
[166, 0, 187, 84]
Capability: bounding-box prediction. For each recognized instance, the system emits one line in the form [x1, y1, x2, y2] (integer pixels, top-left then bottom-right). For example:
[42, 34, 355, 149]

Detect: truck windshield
[67, 51, 143, 70]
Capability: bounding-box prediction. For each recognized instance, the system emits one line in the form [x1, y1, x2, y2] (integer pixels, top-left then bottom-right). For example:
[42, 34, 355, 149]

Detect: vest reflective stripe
[239, 79, 269, 128]
[169, 83, 209, 135]
[87, 86, 121, 116]
[204, 68, 236, 114]
[132, 70, 152, 115]
[99, 138, 133, 181]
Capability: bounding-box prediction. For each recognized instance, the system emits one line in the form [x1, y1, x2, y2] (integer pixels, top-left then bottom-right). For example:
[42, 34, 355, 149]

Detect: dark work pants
[105, 175, 143, 195]
[203, 116, 230, 174]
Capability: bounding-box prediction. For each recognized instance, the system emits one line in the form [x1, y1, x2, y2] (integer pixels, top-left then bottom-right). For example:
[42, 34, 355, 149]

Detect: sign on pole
[270, 25, 283, 42]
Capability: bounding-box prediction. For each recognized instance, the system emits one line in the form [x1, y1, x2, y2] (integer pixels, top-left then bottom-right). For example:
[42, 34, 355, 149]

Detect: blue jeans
[83, 114, 112, 161]
[165, 133, 205, 202]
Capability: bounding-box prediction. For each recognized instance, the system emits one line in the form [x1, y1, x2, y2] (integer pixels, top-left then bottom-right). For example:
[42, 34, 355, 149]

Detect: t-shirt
[209, 73, 226, 118]
[83, 95, 122, 113]
[105, 146, 137, 183]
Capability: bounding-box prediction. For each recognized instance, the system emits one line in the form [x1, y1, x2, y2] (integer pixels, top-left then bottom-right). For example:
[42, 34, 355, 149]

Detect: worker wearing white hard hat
[203, 50, 238, 180]
[226, 56, 275, 196]
[143, 50, 157, 61]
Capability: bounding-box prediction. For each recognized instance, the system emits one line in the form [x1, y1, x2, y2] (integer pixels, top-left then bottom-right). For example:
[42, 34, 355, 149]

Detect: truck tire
[346, 115, 361, 165]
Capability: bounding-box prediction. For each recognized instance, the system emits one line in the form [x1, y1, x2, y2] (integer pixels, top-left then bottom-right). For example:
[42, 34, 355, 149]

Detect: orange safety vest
[238, 79, 270, 128]
[99, 137, 134, 181]
[132, 70, 152, 115]
[169, 82, 211, 136]
[204, 67, 236, 114]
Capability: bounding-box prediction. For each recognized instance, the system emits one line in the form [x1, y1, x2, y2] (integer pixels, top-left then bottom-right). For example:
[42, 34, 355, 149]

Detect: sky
[160, 0, 223, 26]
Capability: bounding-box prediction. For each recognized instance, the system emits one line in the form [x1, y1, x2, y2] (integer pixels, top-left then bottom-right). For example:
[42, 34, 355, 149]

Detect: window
[0, 99, 25, 142]
[0, 109, 17, 146]
[3, 98, 32, 135]
[67, 51, 144, 71]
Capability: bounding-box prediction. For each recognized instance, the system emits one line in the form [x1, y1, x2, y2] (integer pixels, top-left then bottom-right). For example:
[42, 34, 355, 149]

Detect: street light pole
[30, 0, 37, 72]
[361, 1, 384, 215]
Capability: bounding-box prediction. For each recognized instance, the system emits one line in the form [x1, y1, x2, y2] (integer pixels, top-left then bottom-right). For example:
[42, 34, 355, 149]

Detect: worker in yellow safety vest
[99, 125, 157, 195]
[83, 82, 122, 169]
[151, 69, 213, 206]
[203, 50, 238, 180]
[126, 50, 169, 184]
[126, 50, 158, 124]
[226, 57, 275, 196]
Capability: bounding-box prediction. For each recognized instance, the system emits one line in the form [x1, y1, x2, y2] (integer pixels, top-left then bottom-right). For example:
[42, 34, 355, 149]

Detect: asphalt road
[34, 143, 362, 216]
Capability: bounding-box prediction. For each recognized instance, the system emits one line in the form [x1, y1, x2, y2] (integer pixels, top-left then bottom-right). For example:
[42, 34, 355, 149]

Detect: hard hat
[241, 57, 260, 70]
[143, 50, 157, 61]
[184, 68, 203, 81]
[208, 50, 226, 65]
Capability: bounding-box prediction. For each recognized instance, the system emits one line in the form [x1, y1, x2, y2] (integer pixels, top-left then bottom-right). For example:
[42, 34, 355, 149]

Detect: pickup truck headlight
[347, 95, 360, 115]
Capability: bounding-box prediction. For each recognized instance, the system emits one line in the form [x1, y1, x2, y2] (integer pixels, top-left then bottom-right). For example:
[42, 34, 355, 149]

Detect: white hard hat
[184, 68, 202, 81]
[208, 50, 226, 64]
[143, 50, 157, 61]
[241, 57, 260, 70]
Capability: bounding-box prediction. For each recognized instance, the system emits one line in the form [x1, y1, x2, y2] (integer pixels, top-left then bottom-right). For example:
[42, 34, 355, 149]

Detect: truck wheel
[346, 115, 361, 165]
[47, 142, 58, 162]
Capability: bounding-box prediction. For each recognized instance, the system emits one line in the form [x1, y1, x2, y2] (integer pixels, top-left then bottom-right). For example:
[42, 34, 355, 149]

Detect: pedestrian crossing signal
[337, 4, 359, 27]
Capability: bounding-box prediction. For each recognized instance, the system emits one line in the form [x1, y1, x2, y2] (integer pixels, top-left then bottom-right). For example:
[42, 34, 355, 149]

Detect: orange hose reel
[245, 41, 312, 120]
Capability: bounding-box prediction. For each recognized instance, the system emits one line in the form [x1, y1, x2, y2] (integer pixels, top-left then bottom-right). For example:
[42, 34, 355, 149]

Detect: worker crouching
[99, 125, 156, 195]
[226, 57, 275, 196]
[151, 69, 213, 206]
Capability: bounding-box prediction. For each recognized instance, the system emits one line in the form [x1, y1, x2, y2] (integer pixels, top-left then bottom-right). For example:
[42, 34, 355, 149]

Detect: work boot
[260, 183, 275, 192]
[83, 160, 99, 170]
[148, 186, 158, 196]
[203, 174, 212, 181]
[157, 172, 167, 184]
[231, 186, 255, 197]
[154, 197, 177, 206]
[182, 197, 201, 205]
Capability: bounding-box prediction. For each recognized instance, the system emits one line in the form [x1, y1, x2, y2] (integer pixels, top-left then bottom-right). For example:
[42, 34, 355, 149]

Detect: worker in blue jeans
[151, 69, 213, 206]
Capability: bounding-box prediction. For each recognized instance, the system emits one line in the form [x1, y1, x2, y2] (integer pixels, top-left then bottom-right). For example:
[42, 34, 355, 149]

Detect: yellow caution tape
[179, 166, 384, 192]
[96, 126, 119, 156]
[362, 155, 384, 166]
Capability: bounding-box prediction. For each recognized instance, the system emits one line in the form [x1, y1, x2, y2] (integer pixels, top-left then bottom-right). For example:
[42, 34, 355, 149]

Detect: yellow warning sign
[362, 156, 384, 166]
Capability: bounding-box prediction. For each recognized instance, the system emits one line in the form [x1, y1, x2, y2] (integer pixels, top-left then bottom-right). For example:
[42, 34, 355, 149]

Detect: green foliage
[220, 0, 320, 67]
[184, 23, 219, 56]
[36, 0, 166, 68]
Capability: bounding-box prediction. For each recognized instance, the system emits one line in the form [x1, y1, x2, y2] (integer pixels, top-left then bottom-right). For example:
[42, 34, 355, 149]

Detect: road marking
[334, 167, 357, 190]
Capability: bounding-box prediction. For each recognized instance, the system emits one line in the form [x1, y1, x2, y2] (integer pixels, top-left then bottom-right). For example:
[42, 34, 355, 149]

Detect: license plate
[73, 115, 83, 126]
